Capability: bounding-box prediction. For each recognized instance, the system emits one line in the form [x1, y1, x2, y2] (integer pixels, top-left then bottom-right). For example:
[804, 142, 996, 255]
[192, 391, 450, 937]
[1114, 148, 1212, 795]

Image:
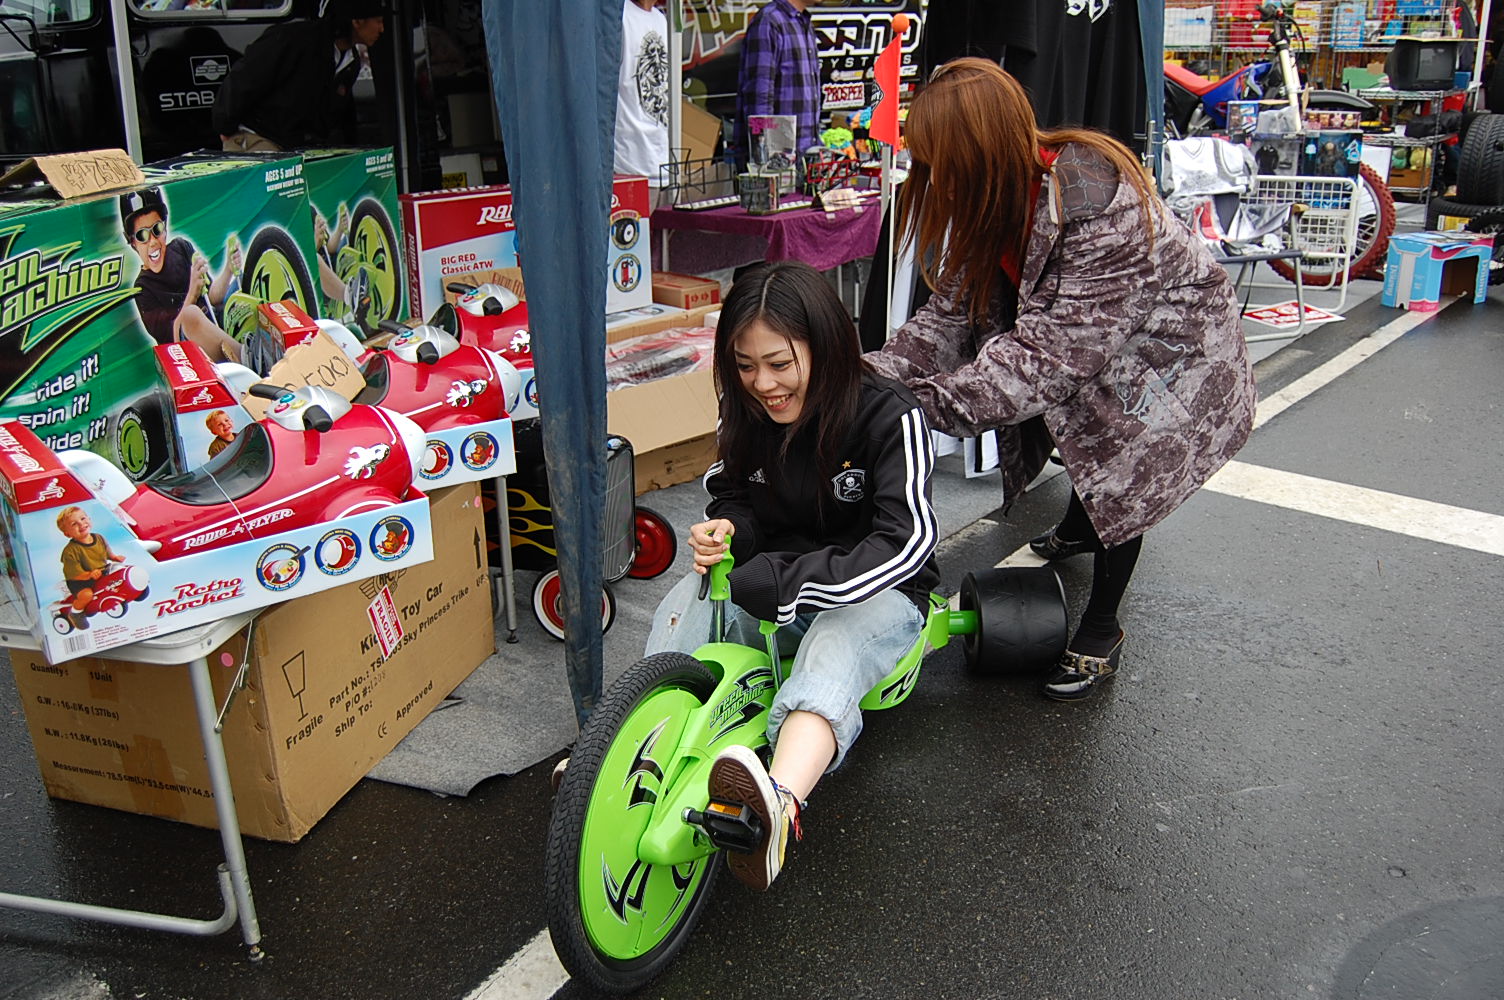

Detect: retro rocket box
[0, 416, 434, 665]
[399, 175, 651, 323]
[0, 155, 319, 485]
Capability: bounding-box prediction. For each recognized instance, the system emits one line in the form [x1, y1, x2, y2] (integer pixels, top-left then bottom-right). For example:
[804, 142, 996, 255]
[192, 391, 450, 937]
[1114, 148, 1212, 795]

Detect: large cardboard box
[0, 154, 319, 482]
[8, 481, 492, 842]
[1381, 230, 1493, 311]
[652, 271, 721, 310]
[399, 176, 651, 323]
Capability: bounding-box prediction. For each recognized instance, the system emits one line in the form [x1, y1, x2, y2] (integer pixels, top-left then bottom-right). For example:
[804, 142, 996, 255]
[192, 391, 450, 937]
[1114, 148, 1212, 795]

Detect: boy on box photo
[120, 188, 244, 365]
[57, 506, 125, 631]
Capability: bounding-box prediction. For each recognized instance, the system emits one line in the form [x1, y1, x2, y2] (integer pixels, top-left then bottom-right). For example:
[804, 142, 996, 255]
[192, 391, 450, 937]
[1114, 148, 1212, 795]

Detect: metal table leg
[494, 474, 518, 643]
[0, 651, 263, 959]
[189, 652, 263, 958]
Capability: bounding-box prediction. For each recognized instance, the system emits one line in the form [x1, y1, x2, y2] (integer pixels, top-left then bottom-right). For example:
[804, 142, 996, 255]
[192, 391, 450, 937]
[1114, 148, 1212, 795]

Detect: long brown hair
[713, 261, 862, 492]
[898, 58, 1159, 325]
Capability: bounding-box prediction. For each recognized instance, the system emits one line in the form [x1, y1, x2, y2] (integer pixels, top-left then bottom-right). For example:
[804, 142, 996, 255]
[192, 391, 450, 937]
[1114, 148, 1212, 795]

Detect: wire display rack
[1246, 173, 1362, 311]
[1164, 1, 1454, 88]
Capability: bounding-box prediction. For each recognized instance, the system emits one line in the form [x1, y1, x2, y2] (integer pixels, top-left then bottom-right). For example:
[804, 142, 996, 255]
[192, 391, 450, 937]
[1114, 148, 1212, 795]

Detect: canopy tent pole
[109, 0, 142, 161]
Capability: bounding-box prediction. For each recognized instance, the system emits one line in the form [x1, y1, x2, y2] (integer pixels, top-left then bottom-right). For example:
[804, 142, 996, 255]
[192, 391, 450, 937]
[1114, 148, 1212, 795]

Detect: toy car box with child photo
[0, 353, 437, 664]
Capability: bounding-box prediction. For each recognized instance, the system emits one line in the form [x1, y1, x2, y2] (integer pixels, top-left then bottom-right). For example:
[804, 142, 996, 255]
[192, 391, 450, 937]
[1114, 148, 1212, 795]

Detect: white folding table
[0, 607, 264, 959]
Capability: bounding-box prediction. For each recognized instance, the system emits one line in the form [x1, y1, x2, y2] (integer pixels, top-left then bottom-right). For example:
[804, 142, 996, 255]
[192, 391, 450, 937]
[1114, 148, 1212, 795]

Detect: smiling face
[127, 210, 168, 274]
[733, 319, 811, 425]
[59, 509, 92, 543]
[207, 411, 235, 442]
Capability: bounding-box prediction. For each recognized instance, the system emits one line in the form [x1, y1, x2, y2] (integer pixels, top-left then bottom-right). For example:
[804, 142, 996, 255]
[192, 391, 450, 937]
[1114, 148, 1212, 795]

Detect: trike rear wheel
[546, 652, 723, 995]
[959, 566, 1068, 673]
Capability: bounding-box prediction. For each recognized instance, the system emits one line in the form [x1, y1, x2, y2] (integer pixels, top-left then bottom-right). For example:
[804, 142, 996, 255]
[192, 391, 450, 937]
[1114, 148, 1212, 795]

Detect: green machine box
[0, 155, 319, 481]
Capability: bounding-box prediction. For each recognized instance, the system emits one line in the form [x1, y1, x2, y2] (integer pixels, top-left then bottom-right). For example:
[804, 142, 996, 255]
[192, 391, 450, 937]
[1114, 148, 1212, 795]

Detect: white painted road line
[1203, 460, 1504, 557]
[465, 928, 569, 1000]
[1253, 308, 1430, 431]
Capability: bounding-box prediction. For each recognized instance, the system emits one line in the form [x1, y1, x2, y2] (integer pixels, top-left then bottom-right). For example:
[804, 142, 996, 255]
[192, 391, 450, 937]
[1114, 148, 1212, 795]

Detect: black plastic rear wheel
[959, 566, 1069, 674]
[1458, 112, 1504, 206]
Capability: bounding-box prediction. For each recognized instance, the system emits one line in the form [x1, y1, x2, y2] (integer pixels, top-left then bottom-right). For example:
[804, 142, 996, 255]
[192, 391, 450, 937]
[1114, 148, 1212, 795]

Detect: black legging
[1055, 490, 1141, 655]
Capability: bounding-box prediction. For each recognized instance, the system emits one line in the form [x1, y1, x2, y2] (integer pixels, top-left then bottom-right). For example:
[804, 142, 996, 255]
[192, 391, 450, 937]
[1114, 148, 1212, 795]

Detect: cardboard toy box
[652, 271, 721, 310]
[1381, 231, 1494, 311]
[604, 303, 721, 493]
[0, 419, 434, 664]
[0, 154, 319, 483]
[399, 175, 651, 323]
[301, 147, 405, 340]
[8, 481, 492, 842]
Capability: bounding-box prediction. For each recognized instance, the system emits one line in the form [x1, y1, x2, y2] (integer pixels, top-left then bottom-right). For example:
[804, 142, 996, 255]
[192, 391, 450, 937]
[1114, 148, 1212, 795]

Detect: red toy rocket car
[61, 384, 426, 562]
[425, 283, 537, 419]
[316, 317, 526, 425]
[51, 564, 150, 634]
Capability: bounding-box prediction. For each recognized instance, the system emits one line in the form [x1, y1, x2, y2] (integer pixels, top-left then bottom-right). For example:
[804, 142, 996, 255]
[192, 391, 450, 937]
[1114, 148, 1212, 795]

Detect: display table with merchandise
[650, 198, 884, 274]
[0, 605, 264, 957]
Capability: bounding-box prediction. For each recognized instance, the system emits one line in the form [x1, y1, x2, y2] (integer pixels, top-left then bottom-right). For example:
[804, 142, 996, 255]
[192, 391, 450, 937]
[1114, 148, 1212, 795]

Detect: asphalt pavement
[2, 272, 1502, 1000]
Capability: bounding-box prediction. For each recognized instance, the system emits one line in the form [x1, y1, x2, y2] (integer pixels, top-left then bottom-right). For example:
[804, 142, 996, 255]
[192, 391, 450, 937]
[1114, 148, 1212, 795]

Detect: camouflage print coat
[866, 142, 1257, 546]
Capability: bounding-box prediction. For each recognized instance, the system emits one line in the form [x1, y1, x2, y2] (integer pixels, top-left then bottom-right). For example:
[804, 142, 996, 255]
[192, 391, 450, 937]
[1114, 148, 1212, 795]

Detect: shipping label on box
[0, 155, 320, 484]
[9, 481, 493, 842]
[400, 176, 651, 323]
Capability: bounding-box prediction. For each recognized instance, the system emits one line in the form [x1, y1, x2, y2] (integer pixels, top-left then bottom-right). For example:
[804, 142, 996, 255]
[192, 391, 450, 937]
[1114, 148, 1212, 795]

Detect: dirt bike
[543, 555, 1068, 994]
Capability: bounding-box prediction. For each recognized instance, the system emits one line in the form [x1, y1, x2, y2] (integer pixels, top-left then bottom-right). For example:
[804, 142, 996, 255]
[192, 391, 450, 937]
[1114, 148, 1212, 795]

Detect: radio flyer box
[1381, 231, 1493, 311]
[399, 175, 651, 323]
[7, 480, 491, 842]
[249, 298, 321, 375]
[0, 154, 319, 486]
[0, 418, 433, 665]
[153, 341, 257, 472]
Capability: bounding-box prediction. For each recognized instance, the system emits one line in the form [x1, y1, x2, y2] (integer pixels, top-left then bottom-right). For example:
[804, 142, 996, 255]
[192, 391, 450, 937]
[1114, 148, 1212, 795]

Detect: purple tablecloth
[651, 200, 883, 274]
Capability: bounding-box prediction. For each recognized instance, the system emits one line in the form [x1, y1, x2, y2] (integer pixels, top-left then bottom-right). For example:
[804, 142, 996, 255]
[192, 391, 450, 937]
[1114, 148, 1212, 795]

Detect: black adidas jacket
[706, 373, 940, 625]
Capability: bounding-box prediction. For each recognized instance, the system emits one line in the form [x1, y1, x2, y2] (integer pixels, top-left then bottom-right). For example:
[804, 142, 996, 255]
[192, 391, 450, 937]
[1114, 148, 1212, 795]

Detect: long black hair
[713, 261, 863, 495]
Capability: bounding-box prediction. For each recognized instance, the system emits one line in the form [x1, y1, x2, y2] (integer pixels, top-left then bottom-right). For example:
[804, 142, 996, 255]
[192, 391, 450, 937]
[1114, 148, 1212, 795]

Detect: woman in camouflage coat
[865, 59, 1256, 702]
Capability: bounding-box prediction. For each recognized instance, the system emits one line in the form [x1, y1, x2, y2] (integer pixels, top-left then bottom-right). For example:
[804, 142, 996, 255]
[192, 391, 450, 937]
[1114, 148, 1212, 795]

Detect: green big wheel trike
[544, 554, 1068, 994]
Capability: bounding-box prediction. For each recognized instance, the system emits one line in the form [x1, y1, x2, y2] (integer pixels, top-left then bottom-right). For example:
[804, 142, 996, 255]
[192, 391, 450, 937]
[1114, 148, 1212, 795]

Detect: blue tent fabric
[484, 0, 621, 728]
[1139, 0, 1165, 174]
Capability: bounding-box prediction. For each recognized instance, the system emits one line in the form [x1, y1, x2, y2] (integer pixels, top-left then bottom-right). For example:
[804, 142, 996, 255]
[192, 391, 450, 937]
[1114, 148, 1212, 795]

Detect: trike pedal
[683, 799, 764, 854]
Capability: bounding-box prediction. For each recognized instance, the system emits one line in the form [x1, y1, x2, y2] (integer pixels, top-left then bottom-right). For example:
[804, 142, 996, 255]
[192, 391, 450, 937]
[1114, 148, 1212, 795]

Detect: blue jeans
[645, 572, 924, 770]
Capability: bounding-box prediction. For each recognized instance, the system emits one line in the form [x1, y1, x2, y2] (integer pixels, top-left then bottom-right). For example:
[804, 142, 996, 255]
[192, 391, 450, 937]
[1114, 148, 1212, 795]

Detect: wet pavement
[3, 281, 1503, 1000]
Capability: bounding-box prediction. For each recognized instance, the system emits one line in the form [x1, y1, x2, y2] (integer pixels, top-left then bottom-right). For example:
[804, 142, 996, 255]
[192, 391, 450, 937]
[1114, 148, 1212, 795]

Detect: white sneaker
[550, 757, 568, 794]
[707, 745, 801, 891]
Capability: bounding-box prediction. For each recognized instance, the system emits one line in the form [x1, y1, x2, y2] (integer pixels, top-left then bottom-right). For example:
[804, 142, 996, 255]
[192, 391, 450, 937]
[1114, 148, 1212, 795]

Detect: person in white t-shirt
[615, 0, 671, 207]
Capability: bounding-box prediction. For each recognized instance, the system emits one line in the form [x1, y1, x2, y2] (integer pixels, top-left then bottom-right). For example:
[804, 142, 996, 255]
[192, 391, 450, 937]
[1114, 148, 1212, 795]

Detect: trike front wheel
[546, 652, 723, 994]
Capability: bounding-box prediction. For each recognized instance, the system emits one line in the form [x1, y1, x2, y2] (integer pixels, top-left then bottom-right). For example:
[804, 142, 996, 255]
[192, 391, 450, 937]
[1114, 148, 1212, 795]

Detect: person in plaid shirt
[734, 0, 821, 166]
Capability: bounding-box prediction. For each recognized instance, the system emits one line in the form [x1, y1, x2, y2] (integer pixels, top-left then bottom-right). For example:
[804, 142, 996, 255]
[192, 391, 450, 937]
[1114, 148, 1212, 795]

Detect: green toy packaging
[0, 155, 319, 481]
